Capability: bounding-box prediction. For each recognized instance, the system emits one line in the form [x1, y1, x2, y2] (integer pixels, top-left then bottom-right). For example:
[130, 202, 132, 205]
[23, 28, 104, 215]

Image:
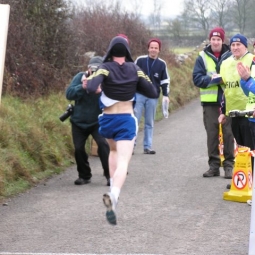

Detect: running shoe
[103, 192, 117, 225]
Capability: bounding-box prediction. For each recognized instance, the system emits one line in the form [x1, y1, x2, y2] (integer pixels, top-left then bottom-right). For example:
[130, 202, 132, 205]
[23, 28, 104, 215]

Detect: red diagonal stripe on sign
[237, 173, 245, 188]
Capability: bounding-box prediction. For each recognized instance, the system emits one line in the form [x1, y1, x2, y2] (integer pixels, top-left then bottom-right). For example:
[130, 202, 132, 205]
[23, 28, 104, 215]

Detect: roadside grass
[0, 93, 74, 200]
[0, 49, 199, 201]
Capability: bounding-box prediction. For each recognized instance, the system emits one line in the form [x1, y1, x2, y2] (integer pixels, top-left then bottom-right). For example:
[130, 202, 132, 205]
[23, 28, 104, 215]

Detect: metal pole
[0, 4, 10, 105]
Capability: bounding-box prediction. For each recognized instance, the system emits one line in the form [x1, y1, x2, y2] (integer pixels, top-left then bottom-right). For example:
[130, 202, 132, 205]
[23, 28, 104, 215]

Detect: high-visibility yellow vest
[220, 53, 254, 115]
[199, 51, 223, 102]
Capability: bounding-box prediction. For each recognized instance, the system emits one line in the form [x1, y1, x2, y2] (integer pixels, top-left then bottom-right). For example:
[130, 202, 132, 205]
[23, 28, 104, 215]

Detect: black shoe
[144, 149, 156, 154]
[74, 178, 91, 185]
[224, 168, 233, 179]
[203, 169, 220, 177]
[106, 178, 110, 186]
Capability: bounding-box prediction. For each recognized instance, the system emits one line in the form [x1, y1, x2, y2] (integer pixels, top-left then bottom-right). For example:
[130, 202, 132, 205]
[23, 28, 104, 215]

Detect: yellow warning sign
[223, 147, 252, 203]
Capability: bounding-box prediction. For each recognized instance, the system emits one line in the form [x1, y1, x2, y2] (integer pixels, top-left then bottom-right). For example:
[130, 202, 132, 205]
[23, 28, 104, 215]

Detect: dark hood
[103, 36, 133, 62]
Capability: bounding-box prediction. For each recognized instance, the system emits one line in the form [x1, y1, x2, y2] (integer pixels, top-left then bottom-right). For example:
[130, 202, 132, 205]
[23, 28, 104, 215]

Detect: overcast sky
[126, 0, 184, 18]
[71, 0, 184, 18]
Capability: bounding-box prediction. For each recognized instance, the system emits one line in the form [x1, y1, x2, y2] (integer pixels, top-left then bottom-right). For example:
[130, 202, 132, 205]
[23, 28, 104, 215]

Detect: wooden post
[0, 4, 10, 105]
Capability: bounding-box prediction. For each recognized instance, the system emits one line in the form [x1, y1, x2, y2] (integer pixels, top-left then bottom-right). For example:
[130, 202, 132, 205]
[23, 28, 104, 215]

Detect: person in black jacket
[66, 56, 110, 186]
[85, 36, 158, 225]
[193, 27, 235, 179]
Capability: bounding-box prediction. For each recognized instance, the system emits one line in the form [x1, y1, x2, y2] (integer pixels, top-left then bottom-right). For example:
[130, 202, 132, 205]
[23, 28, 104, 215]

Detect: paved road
[0, 98, 251, 255]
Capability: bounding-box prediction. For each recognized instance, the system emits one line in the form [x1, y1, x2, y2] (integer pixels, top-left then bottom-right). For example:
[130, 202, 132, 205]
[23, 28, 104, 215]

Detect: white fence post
[249, 156, 255, 255]
[0, 4, 10, 105]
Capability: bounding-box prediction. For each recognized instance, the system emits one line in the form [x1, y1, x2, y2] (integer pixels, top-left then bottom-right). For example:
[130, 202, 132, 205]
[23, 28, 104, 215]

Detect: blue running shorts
[98, 113, 138, 141]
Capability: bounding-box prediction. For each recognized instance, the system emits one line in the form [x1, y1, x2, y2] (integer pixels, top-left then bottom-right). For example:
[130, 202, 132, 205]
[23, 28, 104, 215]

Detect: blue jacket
[240, 75, 255, 123]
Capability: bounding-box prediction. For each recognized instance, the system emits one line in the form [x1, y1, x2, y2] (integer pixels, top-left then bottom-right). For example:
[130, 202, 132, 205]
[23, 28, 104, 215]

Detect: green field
[172, 47, 195, 54]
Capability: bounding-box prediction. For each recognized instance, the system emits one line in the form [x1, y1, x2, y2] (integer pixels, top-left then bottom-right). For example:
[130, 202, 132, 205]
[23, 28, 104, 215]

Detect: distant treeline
[1, 0, 175, 98]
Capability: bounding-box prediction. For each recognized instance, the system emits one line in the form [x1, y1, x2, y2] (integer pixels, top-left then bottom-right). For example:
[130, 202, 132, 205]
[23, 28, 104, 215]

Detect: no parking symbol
[233, 171, 247, 190]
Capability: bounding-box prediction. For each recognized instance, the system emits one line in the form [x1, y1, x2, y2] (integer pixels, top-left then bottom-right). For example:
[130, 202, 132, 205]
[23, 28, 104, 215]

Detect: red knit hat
[148, 38, 161, 50]
[209, 27, 225, 41]
[117, 33, 129, 44]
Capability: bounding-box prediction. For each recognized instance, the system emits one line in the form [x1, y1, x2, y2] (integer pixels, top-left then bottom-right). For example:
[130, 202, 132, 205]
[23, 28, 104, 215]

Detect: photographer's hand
[81, 74, 87, 89]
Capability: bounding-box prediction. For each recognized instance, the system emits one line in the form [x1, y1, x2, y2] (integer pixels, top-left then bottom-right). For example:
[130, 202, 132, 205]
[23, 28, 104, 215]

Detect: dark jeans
[203, 105, 235, 170]
[71, 122, 110, 180]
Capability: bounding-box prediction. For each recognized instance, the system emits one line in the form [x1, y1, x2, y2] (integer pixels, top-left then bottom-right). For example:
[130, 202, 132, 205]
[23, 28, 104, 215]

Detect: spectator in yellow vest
[219, 34, 254, 170]
[193, 27, 234, 179]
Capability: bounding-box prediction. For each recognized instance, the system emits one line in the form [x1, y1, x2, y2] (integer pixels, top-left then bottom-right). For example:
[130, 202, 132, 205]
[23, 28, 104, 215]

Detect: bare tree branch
[183, 0, 211, 36]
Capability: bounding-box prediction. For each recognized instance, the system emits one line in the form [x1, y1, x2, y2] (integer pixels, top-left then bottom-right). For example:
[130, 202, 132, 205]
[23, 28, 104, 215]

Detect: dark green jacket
[66, 72, 101, 129]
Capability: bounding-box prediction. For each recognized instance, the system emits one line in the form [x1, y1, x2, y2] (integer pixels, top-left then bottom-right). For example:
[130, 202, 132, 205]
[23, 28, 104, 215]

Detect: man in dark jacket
[66, 56, 110, 186]
[134, 38, 170, 154]
[193, 27, 235, 179]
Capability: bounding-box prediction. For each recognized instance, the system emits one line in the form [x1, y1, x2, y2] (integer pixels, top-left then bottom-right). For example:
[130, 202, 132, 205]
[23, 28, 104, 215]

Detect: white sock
[110, 178, 113, 190]
[111, 187, 120, 203]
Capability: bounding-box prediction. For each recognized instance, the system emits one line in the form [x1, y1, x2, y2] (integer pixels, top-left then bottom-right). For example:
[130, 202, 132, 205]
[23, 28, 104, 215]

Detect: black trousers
[71, 122, 110, 180]
[232, 117, 254, 172]
[249, 121, 255, 150]
[232, 117, 254, 150]
[203, 105, 235, 170]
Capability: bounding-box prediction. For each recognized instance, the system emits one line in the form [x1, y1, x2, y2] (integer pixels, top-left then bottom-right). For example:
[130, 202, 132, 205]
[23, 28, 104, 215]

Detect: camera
[228, 109, 254, 117]
[90, 66, 98, 73]
[82, 67, 98, 79]
[59, 104, 74, 122]
[90, 65, 98, 73]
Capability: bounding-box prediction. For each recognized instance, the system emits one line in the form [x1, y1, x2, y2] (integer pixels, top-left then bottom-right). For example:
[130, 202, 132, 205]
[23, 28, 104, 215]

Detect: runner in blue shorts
[84, 35, 158, 225]
[98, 113, 138, 141]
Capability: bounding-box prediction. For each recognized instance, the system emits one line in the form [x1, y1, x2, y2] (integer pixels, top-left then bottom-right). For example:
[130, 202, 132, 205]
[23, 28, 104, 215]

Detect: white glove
[163, 96, 169, 104]
[162, 96, 169, 118]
